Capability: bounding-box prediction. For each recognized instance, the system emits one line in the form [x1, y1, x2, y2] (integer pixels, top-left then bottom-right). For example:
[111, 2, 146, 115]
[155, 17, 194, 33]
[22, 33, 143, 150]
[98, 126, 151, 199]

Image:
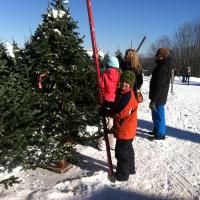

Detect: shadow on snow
[137, 119, 200, 144]
[75, 152, 116, 173]
[85, 186, 179, 200]
[23, 184, 181, 200]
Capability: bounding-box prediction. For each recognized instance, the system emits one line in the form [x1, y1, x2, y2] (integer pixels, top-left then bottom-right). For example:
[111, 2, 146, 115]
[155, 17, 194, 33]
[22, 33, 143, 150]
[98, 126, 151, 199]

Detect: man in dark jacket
[149, 48, 172, 140]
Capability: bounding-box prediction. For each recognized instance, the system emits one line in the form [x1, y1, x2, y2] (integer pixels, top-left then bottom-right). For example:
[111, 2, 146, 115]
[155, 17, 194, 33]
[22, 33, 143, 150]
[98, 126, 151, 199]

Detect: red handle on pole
[86, 0, 113, 177]
[86, 0, 102, 103]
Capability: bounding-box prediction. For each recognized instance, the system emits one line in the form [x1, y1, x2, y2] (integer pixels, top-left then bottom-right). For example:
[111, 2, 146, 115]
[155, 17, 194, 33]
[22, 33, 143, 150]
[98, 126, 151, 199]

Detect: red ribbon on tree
[37, 71, 49, 89]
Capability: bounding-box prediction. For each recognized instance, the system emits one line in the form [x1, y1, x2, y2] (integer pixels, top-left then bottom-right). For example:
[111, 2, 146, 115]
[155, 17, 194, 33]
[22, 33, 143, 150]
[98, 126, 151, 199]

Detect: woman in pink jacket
[98, 56, 121, 150]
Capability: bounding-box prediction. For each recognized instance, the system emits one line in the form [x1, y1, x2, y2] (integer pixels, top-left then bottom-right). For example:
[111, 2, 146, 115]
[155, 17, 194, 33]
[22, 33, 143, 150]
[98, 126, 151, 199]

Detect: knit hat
[107, 56, 119, 68]
[121, 70, 135, 88]
[156, 48, 170, 59]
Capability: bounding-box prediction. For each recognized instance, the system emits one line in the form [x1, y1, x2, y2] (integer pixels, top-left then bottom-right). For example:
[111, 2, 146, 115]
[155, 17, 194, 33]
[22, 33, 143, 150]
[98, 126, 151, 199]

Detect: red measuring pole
[86, 0, 113, 177]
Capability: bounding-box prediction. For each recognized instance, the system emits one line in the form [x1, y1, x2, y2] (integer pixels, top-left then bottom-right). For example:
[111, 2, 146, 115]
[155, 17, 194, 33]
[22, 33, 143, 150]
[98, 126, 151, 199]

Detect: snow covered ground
[0, 76, 200, 200]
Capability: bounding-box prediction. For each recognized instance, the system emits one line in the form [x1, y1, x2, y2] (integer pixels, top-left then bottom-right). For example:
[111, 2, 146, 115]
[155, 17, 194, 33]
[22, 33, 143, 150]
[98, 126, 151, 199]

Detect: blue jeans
[151, 105, 166, 137]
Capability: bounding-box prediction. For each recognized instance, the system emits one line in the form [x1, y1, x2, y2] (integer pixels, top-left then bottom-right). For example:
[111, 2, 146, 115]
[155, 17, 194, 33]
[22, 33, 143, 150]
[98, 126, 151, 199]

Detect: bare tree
[148, 35, 172, 57]
[172, 20, 200, 76]
[143, 36, 172, 75]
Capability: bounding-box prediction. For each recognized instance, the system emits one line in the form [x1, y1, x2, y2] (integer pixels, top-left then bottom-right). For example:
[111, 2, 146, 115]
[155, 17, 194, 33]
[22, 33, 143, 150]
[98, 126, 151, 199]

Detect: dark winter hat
[156, 48, 170, 59]
[121, 70, 135, 88]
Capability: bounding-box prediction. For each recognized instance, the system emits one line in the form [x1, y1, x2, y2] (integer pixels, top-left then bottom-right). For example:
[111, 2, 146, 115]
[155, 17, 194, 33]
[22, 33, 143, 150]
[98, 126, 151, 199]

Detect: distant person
[185, 66, 191, 84]
[98, 56, 121, 151]
[181, 66, 187, 83]
[102, 70, 138, 182]
[149, 48, 173, 140]
[121, 49, 143, 102]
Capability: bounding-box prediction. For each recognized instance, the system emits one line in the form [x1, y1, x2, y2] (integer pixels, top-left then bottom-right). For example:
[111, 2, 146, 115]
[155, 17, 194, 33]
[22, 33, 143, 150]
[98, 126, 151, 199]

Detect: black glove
[149, 101, 156, 110]
[99, 106, 105, 116]
[99, 106, 109, 116]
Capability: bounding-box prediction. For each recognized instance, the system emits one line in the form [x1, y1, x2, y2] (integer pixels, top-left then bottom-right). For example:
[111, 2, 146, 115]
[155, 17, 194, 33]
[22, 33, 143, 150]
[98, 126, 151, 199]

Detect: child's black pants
[115, 139, 135, 181]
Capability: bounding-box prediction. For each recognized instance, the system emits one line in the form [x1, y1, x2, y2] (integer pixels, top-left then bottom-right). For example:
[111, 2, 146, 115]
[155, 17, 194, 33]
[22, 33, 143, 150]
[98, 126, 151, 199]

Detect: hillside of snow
[0, 76, 200, 200]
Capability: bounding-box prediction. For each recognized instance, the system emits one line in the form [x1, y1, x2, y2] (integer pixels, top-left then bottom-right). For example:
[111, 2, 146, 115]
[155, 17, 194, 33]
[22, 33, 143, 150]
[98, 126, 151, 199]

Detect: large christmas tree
[0, 0, 99, 171]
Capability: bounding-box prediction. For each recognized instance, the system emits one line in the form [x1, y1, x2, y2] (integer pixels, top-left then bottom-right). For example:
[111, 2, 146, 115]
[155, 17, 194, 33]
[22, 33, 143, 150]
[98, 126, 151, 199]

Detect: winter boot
[148, 135, 165, 140]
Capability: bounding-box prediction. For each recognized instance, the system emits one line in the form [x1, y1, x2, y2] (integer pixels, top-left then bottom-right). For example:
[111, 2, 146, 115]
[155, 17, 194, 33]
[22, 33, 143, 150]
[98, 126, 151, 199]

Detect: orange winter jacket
[112, 88, 138, 140]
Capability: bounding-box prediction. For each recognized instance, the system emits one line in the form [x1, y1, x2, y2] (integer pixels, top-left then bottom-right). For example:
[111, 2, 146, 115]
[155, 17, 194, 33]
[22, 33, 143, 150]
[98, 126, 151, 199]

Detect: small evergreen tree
[115, 49, 124, 68]
[102, 52, 109, 71]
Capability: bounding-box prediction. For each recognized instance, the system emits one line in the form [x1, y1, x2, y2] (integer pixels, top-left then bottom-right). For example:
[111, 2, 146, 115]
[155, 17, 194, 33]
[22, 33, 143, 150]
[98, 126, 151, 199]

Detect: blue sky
[1, 0, 200, 55]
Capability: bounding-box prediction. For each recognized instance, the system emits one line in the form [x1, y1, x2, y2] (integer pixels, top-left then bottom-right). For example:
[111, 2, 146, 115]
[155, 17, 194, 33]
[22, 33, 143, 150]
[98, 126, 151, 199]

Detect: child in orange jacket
[109, 70, 138, 182]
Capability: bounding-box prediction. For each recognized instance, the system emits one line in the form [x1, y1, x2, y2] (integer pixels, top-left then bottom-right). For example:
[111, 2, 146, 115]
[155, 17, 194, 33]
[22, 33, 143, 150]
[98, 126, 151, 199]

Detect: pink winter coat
[100, 67, 121, 102]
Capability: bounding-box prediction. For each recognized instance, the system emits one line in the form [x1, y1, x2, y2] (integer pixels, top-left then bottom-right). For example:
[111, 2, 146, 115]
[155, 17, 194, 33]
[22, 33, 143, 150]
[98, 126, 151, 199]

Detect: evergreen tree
[115, 49, 124, 68]
[0, 43, 44, 170]
[23, 0, 99, 163]
[102, 52, 109, 71]
[0, 42, 15, 69]
[0, 0, 99, 172]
